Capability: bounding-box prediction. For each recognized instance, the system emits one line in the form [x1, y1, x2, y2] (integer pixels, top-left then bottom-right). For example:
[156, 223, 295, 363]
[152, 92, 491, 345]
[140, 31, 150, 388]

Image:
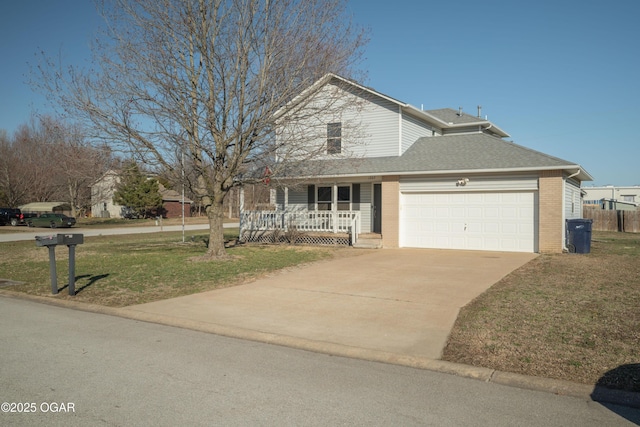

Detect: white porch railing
[240, 210, 361, 244]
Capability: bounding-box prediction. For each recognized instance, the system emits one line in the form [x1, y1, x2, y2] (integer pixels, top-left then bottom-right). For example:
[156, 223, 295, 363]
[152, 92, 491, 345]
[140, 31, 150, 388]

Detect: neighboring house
[158, 185, 193, 218]
[91, 170, 193, 219]
[91, 170, 121, 218]
[583, 185, 640, 210]
[240, 74, 593, 253]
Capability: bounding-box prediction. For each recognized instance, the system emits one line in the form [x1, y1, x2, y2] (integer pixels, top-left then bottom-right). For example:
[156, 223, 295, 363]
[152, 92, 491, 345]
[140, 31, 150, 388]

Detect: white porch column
[333, 184, 338, 233]
[284, 186, 289, 230]
[284, 186, 289, 210]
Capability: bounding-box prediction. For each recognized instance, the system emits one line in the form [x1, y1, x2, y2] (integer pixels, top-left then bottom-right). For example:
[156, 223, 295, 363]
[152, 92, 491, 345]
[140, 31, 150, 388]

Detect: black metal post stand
[36, 234, 83, 296]
[68, 244, 76, 296]
[47, 246, 58, 295]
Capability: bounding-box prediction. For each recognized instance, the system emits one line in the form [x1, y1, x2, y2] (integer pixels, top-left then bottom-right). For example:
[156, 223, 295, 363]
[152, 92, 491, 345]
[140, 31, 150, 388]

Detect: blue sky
[2, 0, 639, 186]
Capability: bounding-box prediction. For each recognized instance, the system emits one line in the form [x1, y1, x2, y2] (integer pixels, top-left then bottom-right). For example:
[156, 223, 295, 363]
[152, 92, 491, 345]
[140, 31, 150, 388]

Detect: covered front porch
[240, 210, 360, 245]
[239, 181, 381, 247]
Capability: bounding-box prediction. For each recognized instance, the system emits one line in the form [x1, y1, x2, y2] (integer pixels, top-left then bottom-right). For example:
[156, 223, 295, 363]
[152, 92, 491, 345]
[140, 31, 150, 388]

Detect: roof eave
[274, 73, 406, 119]
[277, 165, 593, 182]
[402, 105, 510, 137]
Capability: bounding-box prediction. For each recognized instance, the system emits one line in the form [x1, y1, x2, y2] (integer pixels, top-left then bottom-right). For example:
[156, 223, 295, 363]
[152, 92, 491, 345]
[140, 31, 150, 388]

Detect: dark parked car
[0, 208, 36, 226]
[26, 213, 76, 228]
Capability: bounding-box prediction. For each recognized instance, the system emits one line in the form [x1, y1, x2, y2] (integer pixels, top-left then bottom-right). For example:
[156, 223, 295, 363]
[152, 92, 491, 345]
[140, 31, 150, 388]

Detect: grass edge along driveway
[442, 231, 640, 393]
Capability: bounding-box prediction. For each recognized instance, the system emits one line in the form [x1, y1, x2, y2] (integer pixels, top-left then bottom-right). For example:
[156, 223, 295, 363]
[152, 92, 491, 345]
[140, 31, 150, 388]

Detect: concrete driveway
[123, 248, 537, 360]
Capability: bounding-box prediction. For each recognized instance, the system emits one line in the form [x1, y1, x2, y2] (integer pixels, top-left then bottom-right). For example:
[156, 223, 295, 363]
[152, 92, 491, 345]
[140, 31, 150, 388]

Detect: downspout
[398, 105, 403, 156]
[481, 124, 493, 133]
[567, 169, 581, 180]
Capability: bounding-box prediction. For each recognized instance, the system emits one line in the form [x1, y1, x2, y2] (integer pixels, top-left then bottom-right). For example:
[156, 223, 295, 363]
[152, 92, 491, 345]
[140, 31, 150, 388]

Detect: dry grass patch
[442, 231, 640, 392]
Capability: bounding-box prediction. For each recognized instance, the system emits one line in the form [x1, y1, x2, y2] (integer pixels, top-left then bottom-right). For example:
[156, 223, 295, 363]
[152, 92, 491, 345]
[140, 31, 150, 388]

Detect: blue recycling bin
[566, 219, 593, 253]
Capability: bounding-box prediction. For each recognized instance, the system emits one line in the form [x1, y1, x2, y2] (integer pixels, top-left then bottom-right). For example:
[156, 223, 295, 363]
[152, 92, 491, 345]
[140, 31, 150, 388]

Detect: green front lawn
[0, 229, 341, 307]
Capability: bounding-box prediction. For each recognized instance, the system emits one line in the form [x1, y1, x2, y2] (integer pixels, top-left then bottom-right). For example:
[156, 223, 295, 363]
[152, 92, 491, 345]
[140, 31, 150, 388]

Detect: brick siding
[381, 176, 400, 248]
[163, 201, 192, 219]
[538, 170, 564, 253]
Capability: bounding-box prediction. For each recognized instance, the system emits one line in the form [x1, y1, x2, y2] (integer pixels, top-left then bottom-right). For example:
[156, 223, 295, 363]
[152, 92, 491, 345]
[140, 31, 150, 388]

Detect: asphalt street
[1, 297, 638, 426]
[0, 223, 230, 243]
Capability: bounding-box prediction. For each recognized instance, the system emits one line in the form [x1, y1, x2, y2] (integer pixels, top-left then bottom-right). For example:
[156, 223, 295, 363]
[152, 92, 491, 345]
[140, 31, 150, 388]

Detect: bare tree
[11, 123, 59, 203]
[0, 118, 112, 213]
[0, 130, 30, 207]
[34, 0, 367, 258]
[39, 117, 113, 217]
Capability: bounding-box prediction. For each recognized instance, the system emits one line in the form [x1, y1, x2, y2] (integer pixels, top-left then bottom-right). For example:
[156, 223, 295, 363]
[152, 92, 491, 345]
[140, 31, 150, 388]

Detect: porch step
[353, 234, 382, 249]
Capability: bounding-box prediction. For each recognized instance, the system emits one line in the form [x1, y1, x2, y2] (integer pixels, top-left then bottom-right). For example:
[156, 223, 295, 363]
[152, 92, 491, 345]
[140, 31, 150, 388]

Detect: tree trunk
[68, 182, 78, 218]
[206, 198, 228, 258]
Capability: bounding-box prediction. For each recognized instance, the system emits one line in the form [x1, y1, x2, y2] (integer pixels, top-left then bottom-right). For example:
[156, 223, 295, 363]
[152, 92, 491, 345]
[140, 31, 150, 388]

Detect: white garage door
[400, 192, 537, 252]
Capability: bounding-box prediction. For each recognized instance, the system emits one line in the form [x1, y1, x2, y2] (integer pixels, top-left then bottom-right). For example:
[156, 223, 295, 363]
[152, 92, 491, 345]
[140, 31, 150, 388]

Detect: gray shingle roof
[425, 108, 485, 125]
[283, 133, 581, 178]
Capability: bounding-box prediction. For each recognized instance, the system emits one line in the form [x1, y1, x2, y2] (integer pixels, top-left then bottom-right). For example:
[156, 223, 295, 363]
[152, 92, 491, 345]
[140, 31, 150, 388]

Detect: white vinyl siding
[289, 188, 308, 208]
[354, 96, 400, 157]
[564, 178, 582, 221]
[275, 84, 363, 159]
[277, 188, 308, 211]
[442, 126, 482, 135]
[400, 174, 539, 193]
[276, 82, 403, 160]
[401, 113, 434, 154]
[275, 188, 308, 211]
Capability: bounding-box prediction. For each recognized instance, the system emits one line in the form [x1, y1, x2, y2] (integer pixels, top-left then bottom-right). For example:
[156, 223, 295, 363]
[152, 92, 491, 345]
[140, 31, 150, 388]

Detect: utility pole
[182, 149, 185, 243]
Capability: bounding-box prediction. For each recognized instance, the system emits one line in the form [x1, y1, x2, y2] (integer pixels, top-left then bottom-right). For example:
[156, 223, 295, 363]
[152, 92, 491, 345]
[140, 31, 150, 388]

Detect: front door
[373, 183, 382, 233]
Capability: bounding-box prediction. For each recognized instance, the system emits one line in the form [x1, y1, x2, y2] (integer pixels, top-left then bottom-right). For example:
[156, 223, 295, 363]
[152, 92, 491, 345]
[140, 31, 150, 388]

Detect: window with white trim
[312, 185, 351, 211]
[327, 122, 342, 154]
[337, 186, 350, 210]
[317, 186, 332, 211]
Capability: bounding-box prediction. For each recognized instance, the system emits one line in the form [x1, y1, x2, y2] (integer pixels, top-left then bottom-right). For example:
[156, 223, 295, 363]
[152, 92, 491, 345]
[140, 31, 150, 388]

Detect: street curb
[2, 289, 639, 410]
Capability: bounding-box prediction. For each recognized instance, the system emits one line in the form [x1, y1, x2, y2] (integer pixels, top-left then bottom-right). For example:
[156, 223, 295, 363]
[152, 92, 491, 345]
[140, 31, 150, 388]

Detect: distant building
[91, 170, 121, 218]
[91, 170, 193, 219]
[583, 186, 640, 210]
[157, 185, 193, 218]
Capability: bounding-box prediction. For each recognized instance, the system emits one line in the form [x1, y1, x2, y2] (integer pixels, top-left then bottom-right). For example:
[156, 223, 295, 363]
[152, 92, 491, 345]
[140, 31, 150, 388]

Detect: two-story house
[240, 74, 592, 253]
